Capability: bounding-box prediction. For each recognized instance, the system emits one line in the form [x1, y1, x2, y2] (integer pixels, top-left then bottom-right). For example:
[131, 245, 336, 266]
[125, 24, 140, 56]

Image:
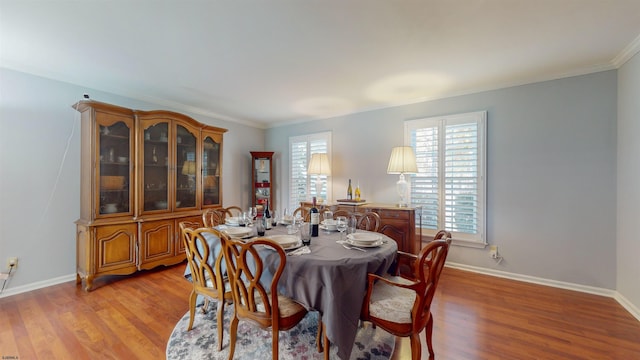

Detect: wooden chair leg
[425, 314, 435, 358]
[317, 321, 324, 352]
[187, 291, 197, 331]
[324, 330, 330, 360]
[227, 315, 238, 360]
[272, 328, 279, 360]
[216, 301, 224, 351]
[409, 333, 421, 360]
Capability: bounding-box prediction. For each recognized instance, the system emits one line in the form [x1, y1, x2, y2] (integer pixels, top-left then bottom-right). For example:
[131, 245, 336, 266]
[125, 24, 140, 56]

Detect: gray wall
[267, 70, 618, 290]
[2, 66, 637, 316]
[617, 52, 640, 309]
[0, 68, 263, 290]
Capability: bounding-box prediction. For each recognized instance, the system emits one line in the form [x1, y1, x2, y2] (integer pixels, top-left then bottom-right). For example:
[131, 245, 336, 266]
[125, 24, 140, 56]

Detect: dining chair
[220, 236, 308, 360]
[355, 211, 381, 232]
[180, 223, 233, 351]
[292, 206, 311, 222]
[203, 206, 244, 227]
[202, 208, 227, 227]
[331, 209, 351, 218]
[225, 205, 243, 217]
[360, 232, 452, 360]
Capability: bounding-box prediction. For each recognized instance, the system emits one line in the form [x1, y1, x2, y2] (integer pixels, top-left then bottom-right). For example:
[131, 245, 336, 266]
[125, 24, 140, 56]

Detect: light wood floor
[1, 264, 639, 359]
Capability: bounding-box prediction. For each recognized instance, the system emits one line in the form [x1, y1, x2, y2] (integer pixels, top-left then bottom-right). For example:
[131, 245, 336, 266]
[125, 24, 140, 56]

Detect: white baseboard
[446, 262, 640, 322]
[0, 273, 76, 299]
[614, 292, 640, 322]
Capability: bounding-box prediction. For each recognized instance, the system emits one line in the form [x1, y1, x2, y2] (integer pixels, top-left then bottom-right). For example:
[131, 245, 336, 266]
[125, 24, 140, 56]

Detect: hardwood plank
[1, 263, 638, 359]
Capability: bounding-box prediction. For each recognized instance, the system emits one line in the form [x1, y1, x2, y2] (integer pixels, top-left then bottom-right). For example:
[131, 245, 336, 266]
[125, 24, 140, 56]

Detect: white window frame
[288, 132, 332, 211]
[405, 111, 487, 246]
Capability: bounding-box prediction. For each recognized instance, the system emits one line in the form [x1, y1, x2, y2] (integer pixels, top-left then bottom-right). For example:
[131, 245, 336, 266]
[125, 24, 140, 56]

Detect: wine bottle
[310, 196, 319, 237]
[264, 200, 272, 230]
[347, 179, 353, 200]
[355, 181, 361, 201]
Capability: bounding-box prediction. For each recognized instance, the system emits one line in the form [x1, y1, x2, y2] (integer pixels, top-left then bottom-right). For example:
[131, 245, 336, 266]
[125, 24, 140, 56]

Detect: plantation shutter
[406, 111, 486, 244]
[288, 132, 331, 211]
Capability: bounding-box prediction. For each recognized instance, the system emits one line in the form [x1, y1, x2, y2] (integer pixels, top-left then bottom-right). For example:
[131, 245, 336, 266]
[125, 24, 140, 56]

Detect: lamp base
[396, 202, 408, 208]
[395, 173, 409, 208]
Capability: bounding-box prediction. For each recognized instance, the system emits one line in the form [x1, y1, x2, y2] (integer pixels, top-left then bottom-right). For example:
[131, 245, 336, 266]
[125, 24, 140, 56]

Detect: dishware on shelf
[154, 200, 168, 209]
[102, 203, 118, 214]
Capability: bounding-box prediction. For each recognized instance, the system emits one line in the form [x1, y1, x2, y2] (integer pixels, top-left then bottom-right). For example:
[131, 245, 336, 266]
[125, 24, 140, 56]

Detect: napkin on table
[287, 246, 310, 256]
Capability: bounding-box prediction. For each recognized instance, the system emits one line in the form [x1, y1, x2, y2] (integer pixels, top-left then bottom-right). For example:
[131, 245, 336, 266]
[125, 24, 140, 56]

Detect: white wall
[267, 70, 618, 290]
[617, 52, 640, 311]
[0, 68, 263, 291]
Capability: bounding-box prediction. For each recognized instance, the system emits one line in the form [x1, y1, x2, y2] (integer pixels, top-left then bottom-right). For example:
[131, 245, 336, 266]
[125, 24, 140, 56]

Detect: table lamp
[387, 146, 417, 207]
[308, 153, 331, 203]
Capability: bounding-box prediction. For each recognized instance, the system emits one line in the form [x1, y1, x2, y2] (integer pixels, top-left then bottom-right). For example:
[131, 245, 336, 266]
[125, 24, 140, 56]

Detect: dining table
[184, 220, 398, 360]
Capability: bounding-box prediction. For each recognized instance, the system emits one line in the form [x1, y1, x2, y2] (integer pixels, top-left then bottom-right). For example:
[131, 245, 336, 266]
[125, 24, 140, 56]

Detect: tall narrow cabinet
[250, 151, 274, 213]
[74, 101, 226, 290]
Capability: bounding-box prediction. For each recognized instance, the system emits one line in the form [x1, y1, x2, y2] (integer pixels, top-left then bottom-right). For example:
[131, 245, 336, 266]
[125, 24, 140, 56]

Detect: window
[289, 132, 332, 211]
[405, 111, 486, 245]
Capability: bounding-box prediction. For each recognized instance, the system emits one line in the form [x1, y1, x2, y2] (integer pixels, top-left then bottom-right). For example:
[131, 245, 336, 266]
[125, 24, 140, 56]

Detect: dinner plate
[278, 218, 294, 226]
[320, 220, 337, 231]
[346, 233, 381, 244]
[266, 235, 300, 249]
[223, 227, 252, 238]
[225, 216, 241, 226]
[319, 224, 338, 231]
[346, 239, 384, 248]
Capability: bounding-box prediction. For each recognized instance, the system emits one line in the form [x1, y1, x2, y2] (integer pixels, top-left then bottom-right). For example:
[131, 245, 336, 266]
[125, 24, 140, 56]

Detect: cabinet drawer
[374, 209, 410, 220]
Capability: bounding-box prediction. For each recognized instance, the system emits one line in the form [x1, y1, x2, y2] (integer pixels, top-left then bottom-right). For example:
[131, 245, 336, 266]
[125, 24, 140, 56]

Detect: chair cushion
[368, 275, 416, 324]
[277, 294, 306, 317]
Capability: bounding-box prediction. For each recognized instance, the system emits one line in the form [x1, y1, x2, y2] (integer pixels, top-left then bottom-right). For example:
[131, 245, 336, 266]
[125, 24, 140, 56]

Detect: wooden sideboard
[301, 202, 422, 254]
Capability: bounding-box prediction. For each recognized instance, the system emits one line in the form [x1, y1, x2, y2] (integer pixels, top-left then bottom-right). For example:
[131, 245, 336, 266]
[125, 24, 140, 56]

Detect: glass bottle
[355, 180, 361, 201]
[310, 196, 319, 237]
[151, 146, 158, 164]
[264, 200, 272, 230]
[347, 179, 353, 200]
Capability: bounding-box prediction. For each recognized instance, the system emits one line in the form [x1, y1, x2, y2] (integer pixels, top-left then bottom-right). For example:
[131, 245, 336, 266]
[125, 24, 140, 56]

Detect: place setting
[220, 226, 253, 239]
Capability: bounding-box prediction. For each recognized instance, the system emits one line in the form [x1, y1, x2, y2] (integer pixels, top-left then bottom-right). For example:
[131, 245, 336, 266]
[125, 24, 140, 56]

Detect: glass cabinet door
[250, 151, 274, 212]
[176, 124, 198, 209]
[98, 120, 133, 216]
[202, 132, 222, 206]
[142, 122, 170, 212]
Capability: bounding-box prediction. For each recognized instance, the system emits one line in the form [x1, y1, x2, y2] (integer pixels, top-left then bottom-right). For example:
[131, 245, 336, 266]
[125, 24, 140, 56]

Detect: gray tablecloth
[266, 225, 397, 360]
[184, 224, 397, 360]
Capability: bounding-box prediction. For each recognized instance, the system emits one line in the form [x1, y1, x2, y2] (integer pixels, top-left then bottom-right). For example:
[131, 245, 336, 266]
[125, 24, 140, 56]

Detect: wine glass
[336, 216, 348, 241]
[247, 207, 257, 226]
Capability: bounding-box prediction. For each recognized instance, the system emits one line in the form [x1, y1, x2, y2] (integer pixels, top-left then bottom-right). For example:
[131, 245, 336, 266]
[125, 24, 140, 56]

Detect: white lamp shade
[308, 153, 331, 176]
[387, 146, 418, 174]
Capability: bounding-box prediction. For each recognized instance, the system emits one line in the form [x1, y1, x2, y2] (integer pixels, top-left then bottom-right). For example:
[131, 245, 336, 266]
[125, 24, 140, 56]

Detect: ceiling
[2, 1, 640, 128]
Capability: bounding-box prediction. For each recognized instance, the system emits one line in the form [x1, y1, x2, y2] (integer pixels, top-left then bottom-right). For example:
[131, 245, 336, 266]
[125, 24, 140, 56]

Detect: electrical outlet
[489, 246, 498, 259]
[8, 257, 18, 270]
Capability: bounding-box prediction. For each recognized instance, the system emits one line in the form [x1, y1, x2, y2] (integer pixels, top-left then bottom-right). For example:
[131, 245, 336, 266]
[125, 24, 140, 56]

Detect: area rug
[166, 303, 395, 360]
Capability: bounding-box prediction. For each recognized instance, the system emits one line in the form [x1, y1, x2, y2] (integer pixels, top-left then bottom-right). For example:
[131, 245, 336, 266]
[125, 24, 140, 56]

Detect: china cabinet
[250, 151, 274, 214]
[74, 101, 226, 290]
